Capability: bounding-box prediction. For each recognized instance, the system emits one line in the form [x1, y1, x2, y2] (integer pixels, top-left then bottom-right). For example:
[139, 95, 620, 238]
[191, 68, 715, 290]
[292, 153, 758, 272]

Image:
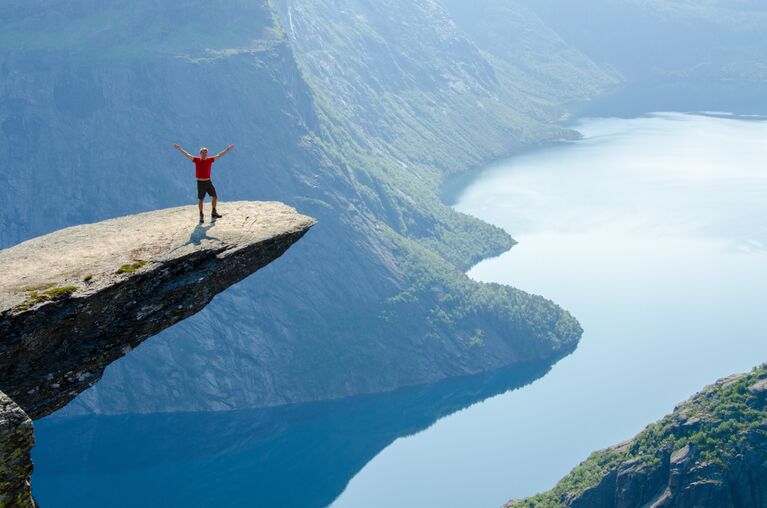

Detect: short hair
[199, 147, 208, 152]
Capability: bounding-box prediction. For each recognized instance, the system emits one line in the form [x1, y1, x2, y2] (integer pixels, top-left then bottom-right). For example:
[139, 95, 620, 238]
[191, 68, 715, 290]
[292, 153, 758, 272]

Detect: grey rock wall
[0, 392, 35, 508]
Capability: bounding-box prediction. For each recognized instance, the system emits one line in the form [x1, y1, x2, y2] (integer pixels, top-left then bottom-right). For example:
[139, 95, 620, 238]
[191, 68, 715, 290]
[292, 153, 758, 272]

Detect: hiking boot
[199, 213, 205, 224]
[211, 209, 223, 219]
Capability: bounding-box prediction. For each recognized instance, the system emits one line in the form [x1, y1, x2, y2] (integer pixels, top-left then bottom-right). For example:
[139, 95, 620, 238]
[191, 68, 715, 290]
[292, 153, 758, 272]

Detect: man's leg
[211, 184, 222, 218]
[197, 180, 206, 223]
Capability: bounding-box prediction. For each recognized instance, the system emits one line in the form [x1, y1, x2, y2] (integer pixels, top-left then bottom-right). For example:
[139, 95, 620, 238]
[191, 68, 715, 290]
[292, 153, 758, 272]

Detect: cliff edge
[0, 201, 315, 420]
[0, 201, 314, 506]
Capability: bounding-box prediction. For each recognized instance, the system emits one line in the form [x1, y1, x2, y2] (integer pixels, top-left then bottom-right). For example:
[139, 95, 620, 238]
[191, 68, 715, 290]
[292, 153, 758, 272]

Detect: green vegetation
[36, 286, 78, 299]
[82, 274, 93, 282]
[14, 285, 78, 313]
[509, 365, 767, 507]
[116, 260, 148, 274]
[381, 230, 581, 354]
[275, 0, 607, 359]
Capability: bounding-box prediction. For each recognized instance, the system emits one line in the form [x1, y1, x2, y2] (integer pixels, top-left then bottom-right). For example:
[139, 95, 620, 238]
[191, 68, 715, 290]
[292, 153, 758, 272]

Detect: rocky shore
[507, 365, 767, 508]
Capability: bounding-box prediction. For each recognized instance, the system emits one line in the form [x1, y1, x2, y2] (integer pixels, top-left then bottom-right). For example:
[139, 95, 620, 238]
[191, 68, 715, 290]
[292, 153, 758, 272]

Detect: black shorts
[197, 180, 217, 199]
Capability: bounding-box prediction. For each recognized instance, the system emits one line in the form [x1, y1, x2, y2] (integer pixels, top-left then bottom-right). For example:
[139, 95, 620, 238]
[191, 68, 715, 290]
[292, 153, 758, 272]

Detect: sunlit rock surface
[0, 201, 315, 419]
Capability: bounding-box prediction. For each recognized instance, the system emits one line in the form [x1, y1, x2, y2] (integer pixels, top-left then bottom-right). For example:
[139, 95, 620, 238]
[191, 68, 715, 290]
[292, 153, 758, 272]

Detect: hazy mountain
[515, 0, 767, 82]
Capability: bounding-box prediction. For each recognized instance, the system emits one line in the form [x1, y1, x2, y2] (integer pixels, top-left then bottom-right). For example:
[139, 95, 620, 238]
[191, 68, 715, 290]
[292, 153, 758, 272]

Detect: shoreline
[441, 78, 767, 209]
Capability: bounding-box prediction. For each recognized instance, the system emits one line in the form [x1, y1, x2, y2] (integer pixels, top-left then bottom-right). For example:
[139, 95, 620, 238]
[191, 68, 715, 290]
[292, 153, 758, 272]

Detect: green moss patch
[38, 286, 78, 299]
[82, 274, 93, 282]
[116, 259, 148, 274]
[20, 282, 56, 292]
[13, 285, 78, 313]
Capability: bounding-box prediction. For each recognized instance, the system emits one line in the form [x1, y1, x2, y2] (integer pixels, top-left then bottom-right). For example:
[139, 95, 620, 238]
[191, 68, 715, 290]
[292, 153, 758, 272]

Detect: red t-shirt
[193, 156, 216, 179]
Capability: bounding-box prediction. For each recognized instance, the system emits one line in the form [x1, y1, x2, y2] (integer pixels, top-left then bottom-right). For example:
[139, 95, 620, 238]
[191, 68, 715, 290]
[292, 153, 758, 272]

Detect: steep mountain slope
[2, 0, 597, 414]
[441, 0, 618, 100]
[275, 0, 616, 177]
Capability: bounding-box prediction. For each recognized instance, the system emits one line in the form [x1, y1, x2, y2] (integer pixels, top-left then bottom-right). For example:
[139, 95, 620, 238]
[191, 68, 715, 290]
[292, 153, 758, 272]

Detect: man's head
[199, 147, 209, 159]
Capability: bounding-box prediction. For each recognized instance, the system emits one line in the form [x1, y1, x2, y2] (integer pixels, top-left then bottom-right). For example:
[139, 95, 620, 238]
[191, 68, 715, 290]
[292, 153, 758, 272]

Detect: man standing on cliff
[173, 143, 234, 223]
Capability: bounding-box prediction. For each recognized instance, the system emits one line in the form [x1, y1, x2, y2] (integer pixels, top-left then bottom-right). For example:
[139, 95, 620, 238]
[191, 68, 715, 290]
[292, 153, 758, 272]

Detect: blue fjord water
[33, 113, 767, 507]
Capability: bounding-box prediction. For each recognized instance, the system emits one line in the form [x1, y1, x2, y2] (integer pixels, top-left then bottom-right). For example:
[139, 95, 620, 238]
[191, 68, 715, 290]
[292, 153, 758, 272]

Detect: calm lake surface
[334, 113, 767, 506]
[33, 113, 767, 507]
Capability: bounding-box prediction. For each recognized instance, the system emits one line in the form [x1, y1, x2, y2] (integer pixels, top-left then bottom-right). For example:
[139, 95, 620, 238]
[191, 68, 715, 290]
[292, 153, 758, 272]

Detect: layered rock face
[508, 366, 767, 508]
[0, 201, 315, 419]
[565, 438, 767, 508]
[0, 392, 35, 508]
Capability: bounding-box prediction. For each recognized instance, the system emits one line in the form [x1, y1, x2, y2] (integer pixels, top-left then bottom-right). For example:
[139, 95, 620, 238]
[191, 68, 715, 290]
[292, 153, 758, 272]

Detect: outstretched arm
[214, 144, 235, 159]
[173, 144, 195, 161]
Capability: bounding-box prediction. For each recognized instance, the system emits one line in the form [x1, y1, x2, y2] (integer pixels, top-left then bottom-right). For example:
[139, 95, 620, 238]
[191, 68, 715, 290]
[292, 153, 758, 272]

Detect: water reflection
[33, 359, 557, 508]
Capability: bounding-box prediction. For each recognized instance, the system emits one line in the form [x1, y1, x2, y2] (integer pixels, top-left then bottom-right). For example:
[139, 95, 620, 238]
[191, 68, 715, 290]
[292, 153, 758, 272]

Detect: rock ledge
[0, 201, 315, 419]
